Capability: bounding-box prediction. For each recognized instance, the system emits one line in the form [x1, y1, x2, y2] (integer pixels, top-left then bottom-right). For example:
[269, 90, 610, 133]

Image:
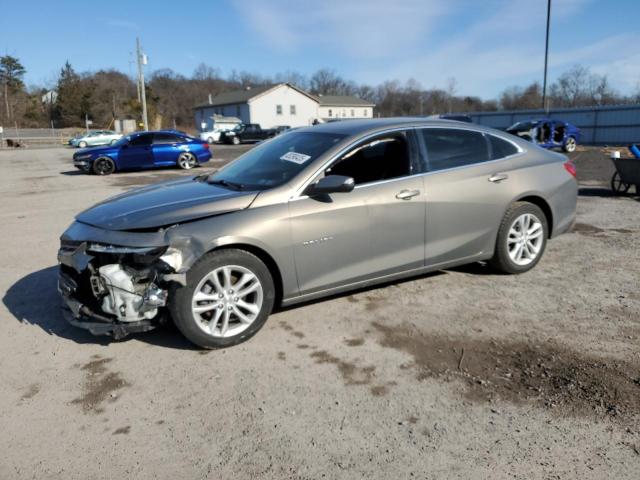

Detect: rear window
[489, 135, 519, 159]
[421, 128, 489, 171]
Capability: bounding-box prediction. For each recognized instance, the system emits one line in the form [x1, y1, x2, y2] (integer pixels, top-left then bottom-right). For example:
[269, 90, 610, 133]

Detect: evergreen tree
[0, 55, 26, 122]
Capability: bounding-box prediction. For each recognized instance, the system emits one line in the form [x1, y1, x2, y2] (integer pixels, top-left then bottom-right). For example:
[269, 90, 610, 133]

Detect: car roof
[297, 117, 495, 136]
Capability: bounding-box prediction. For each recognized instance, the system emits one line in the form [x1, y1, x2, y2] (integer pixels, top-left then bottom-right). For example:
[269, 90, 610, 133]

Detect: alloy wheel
[507, 213, 544, 266]
[191, 265, 264, 338]
[565, 137, 576, 152]
[178, 152, 197, 169]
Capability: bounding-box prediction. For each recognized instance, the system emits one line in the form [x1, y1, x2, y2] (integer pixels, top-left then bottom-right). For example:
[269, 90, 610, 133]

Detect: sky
[1, 0, 639, 99]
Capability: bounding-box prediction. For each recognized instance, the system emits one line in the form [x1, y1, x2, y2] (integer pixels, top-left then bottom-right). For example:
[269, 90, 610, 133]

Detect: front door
[119, 133, 154, 169]
[289, 130, 425, 295]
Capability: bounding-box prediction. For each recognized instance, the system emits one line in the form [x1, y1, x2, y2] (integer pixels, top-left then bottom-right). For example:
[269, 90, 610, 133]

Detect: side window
[421, 128, 489, 171]
[326, 134, 411, 185]
[488, 135, 518, 160]
[130, 134, 152, 146]
[153, 133, 181, 145]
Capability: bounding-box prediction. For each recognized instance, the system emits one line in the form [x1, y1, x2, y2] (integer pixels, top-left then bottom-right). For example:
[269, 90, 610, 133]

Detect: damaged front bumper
[57, 239, 185, 339]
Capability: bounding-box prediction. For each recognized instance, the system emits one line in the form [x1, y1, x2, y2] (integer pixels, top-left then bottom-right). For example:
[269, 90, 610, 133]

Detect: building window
[363, 109, 368, 116]
[351, 109, 355, 117]
[328, 109, 332, 117]
[276, 105, 283, 115]
[290, 105, 296, 115]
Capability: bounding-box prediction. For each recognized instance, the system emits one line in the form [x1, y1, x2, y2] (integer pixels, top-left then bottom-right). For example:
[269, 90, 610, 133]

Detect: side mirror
[307, 175, 355, 196]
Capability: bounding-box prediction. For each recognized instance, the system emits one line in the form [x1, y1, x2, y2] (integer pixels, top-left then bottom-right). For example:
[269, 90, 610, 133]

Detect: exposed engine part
[98, 264, 167, 322]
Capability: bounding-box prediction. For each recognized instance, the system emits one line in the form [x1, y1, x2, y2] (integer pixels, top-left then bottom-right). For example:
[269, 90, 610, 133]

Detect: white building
[194, 83, 375, 131]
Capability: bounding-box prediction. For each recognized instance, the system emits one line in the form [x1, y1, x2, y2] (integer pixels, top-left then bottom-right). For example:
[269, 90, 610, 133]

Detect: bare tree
[0, 55, 26, 122]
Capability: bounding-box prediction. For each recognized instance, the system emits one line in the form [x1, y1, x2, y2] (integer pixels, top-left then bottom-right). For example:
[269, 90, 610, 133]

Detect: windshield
[209, 131, 346, 190]
[508, 121, 535, 132]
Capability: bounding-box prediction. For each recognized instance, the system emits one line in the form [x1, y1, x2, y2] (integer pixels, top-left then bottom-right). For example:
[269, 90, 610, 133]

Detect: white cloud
[233, 0, 451, 57]
[232, 0, 638, 97]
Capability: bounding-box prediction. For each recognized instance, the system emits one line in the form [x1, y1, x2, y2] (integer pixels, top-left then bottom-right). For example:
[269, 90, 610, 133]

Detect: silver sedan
[58, 118, 577, 348]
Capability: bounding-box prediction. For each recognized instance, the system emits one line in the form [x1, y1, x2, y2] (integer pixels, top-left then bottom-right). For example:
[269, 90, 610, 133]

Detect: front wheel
[92, 156, 116, 175]
[207, 137, 214, 144]
[489, 202, 548, 274]
[563, 137, 577, 153]
[78, 141, 87, 148]
[170, 249, 276, 349]
[232, 136, 240, 145]
[178, 152, 197, 170]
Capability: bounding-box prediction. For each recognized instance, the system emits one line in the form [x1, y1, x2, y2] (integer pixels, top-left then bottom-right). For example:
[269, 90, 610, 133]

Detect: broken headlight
[159, 247, 183, 272]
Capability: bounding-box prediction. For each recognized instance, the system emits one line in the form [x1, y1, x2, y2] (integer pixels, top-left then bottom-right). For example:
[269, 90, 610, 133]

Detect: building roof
[195, 83, 376, 109]
[315, 95, 375, 107]
[195, 85, 275, 109]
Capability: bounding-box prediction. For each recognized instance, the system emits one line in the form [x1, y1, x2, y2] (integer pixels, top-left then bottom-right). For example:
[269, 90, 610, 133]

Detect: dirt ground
[0, 145, 638, 479]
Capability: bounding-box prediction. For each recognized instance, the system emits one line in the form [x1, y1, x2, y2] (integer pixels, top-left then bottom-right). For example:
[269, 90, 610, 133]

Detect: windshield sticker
[280, 151, 311, 164]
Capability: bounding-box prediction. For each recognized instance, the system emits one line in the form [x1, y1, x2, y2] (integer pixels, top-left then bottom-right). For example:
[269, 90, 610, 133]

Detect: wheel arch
[206, 242, 284, 307]
[513, 194, 554, 238]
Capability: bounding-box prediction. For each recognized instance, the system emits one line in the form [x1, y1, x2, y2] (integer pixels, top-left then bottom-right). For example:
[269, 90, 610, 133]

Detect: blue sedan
[73, 130, 212, 175]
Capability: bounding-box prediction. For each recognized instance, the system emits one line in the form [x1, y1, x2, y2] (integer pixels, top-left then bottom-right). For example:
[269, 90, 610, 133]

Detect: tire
[563, 137, 577, 153]
[110, 139, 118, 145]
[489, 202, 548, 274]
[78, 141, 87, 148]
[207, 137, 214, 144]
[92, 156, 116, 175]
[178, 152, 197, 170]
[170, 249, 276, 349]
[232, 136, 240, 145]
[610, 172, 631, 195]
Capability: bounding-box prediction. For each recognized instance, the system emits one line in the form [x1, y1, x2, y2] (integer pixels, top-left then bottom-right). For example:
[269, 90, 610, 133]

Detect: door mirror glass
[307, 175, 355, 195]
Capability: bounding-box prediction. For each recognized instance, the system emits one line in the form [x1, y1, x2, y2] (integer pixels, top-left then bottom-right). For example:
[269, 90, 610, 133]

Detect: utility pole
[541, 0, 551, 113]
[136, 37, 149, 131]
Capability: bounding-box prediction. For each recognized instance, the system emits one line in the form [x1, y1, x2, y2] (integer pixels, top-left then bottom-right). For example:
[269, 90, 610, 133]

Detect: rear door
[419, 128, 521, 266]
[119, 133, 154, 169]
[289, 130, 425, 294]
[151, 133, 184, 166]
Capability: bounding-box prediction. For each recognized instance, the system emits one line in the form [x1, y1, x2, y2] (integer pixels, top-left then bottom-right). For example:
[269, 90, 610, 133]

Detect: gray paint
[60, 118, 577, 310]
[458, 104, 640, 145]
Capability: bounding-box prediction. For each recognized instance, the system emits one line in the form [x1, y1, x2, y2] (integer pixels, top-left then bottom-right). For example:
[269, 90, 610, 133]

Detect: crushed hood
[77, 176, 258, 231]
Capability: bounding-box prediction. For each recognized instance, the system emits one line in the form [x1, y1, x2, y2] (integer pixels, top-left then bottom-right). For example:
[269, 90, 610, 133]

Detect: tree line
[1, 55, 638, 131]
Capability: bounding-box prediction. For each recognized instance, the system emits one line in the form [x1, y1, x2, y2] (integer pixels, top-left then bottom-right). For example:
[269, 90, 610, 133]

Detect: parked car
[219, 123, 275, 144]
[200, 122, 241, 143]
[70, 130, 123, 148]
[506, 119, 580, 153]
[58, 118, 577, 348]
[72, 130, 211, 175]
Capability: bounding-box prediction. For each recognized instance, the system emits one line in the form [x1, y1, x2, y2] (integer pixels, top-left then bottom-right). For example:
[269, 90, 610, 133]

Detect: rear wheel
[611, 172, 631, 195]
[178, 152, 197, 169]
[207, 137, 214, 144]
[170, 249, 275, 349]
[92, 156, 115, 175]
[489, 202, 548, 274]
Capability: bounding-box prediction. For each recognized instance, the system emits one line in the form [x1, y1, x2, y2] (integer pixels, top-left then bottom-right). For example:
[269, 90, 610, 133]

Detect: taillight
[563, 160, 577, 178]
[203, 143, 209, 150]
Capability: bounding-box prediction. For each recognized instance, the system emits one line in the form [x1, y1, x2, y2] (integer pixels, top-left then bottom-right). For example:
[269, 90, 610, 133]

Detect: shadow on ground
[2, 266, 196, 350]
[579, 186, 639, 200]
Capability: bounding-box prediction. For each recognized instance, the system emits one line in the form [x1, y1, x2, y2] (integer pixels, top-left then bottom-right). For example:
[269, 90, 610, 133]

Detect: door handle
[488, 173, 509, 183]
[395, 189, 420, 200]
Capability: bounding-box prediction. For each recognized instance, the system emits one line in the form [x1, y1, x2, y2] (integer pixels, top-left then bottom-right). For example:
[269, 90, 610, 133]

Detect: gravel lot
[0, 145, 638, 479]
